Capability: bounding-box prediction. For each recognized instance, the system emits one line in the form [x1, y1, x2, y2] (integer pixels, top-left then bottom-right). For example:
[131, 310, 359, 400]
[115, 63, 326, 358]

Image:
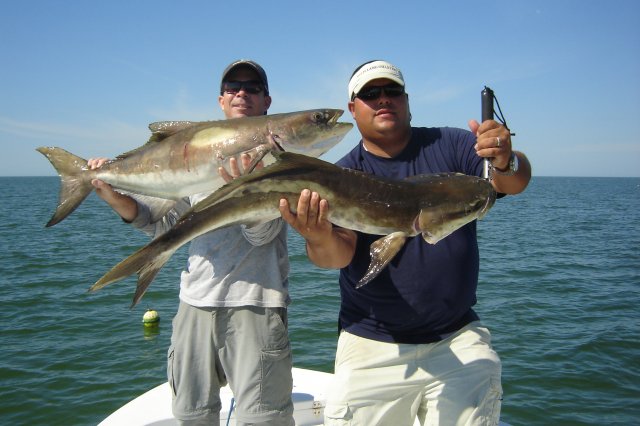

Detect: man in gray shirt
[88, 60, 293, 425]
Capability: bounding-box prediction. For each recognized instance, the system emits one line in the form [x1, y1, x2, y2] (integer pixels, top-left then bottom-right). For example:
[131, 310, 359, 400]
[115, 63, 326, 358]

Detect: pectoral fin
[356, 232, 408, 289]
[243, 143, 272, 173]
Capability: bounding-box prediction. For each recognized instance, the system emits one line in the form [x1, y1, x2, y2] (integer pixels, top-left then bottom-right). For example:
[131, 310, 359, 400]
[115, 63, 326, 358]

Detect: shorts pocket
[260, 346, 293, 411]
[264, 308, 289, 350]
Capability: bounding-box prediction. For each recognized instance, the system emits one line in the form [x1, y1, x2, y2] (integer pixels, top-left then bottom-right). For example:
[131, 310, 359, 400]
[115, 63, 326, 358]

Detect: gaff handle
[481, 86, 495, 179]
[481, 86, 494, 122]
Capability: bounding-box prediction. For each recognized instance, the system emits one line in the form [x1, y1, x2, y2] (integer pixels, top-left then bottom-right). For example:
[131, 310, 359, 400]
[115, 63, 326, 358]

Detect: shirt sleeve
[129, 196, 192, 238]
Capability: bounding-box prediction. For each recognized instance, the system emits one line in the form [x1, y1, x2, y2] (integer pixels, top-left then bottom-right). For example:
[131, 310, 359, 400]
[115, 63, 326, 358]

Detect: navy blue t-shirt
[336, 127, 486, 343]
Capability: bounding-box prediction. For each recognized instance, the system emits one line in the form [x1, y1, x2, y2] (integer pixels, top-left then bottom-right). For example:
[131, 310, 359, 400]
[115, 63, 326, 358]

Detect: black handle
[481, 86, 494, 122]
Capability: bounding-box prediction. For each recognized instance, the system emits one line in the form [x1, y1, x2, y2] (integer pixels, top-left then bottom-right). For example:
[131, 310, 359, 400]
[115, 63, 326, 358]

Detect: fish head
[414, 174, 497, 244]
[267, 109, 353, 157]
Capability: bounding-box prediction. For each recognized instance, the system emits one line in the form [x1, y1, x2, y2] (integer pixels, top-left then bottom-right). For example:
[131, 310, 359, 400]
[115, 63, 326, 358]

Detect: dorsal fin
[115, 121, 198, 160]
[147, 121, 197, 143]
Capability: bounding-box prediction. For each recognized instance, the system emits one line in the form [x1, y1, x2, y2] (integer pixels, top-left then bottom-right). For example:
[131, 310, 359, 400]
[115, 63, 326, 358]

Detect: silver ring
[496, 137, 501, 148]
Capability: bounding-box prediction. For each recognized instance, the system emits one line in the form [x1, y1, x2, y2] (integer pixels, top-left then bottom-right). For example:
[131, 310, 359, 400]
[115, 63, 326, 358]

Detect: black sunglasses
[354, 83, 405, 101]
[223, 80, 264, 95]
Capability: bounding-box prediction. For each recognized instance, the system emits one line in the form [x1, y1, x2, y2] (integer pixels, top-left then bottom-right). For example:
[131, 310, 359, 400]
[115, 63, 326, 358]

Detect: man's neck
[362, 127, 412, 158]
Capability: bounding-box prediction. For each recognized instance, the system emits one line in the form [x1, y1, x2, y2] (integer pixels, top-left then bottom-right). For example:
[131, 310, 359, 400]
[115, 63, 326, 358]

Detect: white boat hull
[99, 367, 331, 426]
[99, 367, 509, 425]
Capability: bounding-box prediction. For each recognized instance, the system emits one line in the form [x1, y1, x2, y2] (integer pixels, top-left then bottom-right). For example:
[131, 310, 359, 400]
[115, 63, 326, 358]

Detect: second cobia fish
[37, 109, 352, 227]
[90, 152, 497, 306]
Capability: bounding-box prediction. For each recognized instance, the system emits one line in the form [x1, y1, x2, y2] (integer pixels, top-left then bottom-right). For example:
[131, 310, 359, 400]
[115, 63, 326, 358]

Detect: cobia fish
[36, 109, 352, 227]
[89, 152, 497, 306]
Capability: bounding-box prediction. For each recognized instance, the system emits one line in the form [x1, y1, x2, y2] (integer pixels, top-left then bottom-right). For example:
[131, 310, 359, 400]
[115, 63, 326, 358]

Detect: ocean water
[0, 176, 638, 425]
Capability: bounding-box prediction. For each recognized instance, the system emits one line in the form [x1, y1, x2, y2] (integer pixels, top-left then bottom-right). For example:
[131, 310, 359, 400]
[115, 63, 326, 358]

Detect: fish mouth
[327, 110, 342, 125]
[267, 109, 352, 157]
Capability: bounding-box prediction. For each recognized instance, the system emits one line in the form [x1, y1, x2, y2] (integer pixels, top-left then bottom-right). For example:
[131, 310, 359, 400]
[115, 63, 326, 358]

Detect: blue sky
[1, 0, 639, 177]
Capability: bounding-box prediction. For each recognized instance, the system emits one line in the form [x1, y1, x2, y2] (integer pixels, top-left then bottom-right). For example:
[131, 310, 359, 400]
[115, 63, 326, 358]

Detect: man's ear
[348, 101, 356, 118]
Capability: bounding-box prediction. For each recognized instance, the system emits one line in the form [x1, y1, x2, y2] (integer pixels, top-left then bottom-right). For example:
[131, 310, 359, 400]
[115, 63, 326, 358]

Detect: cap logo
[348, 60, 404, 99]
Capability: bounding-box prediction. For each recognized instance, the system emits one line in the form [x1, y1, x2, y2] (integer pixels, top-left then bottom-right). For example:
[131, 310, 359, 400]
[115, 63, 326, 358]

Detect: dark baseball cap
[220, 60, 269, 95]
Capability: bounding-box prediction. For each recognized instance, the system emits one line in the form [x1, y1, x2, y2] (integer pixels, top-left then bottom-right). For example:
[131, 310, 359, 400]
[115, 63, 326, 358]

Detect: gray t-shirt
[130, 192, 290, 308]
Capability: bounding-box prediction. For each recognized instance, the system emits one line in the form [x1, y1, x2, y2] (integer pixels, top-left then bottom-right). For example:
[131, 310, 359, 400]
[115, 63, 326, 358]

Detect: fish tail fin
[36, 147, 93, 227]
[88, 240, 177, 308]
[130, 248, 175, 308]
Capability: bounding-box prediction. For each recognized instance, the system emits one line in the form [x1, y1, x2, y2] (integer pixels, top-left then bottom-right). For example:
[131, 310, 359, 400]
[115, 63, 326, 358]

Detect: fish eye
[312, 111, 326, 123]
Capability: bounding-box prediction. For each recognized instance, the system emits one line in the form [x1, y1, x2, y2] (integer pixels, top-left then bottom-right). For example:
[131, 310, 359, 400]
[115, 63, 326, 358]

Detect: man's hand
[87, 158, 119, 202]
[279, 189, 356, 269]
[279, 189, 333, 243]
[468, 119, 532, 194]
[218, 153, 264, 182]
[86, 157, 138, 221]
[468, 119, 512, 170]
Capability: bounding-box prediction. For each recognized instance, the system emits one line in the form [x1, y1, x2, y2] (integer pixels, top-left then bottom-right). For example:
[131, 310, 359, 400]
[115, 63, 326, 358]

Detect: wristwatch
[491, 152, 519, 176]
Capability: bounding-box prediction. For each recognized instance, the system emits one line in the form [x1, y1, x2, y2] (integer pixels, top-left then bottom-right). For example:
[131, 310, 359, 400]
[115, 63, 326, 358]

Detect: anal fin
[356, 232, 408, 289]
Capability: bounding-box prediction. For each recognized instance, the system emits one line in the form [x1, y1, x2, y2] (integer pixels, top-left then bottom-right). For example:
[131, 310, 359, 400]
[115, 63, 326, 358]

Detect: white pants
[324, 322, 502, 426]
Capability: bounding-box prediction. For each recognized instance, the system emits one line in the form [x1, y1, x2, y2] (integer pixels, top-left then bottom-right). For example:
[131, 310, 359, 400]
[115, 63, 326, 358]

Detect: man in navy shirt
[281, 60, 531, 425]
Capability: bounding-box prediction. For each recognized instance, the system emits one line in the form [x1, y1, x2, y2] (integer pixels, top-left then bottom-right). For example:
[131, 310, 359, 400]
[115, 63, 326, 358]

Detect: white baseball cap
[348, 60, 405, 99]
